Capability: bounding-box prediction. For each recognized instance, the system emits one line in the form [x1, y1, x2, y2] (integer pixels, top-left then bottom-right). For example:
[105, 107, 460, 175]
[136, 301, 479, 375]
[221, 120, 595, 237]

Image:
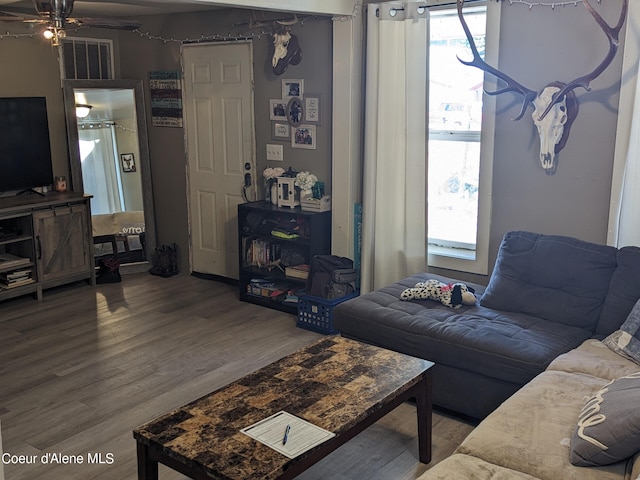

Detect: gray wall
[491, 1, 623, 244]
[116, 9, 333, 273]
[433, 1, 626, 285]
[0, 34, 70, 182]
[0, 2, 628, 283]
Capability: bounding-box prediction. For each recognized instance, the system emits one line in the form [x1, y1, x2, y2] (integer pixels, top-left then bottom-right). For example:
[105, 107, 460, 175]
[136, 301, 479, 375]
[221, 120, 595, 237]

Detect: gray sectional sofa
[421, 339, 640, 479]
[333, 231, 640, 420]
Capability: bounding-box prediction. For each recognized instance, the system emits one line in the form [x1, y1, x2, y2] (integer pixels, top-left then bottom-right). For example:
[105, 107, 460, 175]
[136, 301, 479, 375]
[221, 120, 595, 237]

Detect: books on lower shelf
[0, 267, 34, 289]
[0, 253, 31, 269]
[247, 279, 289, 300]
[247, 279, 305, 304]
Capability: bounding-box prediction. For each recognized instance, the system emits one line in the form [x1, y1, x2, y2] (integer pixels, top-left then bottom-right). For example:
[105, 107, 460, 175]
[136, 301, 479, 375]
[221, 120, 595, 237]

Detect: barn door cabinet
[0, 192, 94, 302]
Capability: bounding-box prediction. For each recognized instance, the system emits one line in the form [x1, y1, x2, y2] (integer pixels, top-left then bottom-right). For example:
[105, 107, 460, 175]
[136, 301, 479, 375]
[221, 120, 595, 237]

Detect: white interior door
[182, 42, 256, 279]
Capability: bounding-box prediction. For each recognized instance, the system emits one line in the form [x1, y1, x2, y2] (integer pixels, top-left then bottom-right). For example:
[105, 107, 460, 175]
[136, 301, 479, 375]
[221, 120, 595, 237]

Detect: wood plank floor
[0, 273, 474, 480]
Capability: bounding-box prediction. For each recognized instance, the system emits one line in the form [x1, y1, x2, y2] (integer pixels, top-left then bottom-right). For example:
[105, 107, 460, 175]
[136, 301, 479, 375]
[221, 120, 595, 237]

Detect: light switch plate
[266, 144, 283, 161]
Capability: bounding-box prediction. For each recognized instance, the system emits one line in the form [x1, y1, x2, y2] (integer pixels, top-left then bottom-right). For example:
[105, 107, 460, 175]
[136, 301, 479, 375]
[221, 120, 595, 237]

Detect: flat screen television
[0, 96, 54, 194]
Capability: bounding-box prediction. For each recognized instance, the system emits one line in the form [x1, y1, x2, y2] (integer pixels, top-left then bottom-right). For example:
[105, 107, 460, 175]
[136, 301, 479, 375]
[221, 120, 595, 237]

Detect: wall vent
[60, 38, 114, 80]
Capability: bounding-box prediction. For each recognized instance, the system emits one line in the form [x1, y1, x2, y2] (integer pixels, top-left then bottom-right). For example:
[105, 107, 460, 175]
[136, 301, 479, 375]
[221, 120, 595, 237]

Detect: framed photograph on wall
[269, 99, 287, 121]
[272, 122, 290, 140]
[121, 153, 136, 172]
[291, 124, 316, 150]
[282, 79, 304, 100]
[304, 95, 321, 124]
[286, 97, 304, 127]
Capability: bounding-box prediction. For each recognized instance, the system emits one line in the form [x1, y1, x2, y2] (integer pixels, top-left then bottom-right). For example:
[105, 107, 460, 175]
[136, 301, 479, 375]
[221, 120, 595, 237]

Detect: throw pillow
[603, 298, 640, 366]
[570, 372, 640, 466]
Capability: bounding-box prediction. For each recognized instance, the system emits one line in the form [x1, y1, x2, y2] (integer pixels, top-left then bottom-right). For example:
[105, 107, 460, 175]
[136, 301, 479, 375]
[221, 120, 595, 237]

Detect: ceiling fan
[0, 0, 142, 46]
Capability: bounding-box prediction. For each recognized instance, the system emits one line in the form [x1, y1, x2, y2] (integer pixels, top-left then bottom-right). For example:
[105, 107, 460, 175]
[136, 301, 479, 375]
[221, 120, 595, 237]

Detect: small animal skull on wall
[532, 83, 578, 175]
[456, 0, 627, 175]
[249, 14, 303, 75]
[272, 31, 303, 75]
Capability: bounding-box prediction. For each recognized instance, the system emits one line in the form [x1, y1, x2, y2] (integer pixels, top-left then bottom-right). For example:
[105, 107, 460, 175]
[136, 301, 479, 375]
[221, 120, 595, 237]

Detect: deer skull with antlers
[250, 14, 302, 75]
[456, 0, 627, 175]
[272, 30, 302, 75]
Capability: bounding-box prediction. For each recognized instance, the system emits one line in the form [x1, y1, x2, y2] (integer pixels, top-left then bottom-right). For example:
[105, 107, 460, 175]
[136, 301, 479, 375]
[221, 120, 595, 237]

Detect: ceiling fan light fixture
[75, 104, 92, 118]
[43, 26, 65, 46]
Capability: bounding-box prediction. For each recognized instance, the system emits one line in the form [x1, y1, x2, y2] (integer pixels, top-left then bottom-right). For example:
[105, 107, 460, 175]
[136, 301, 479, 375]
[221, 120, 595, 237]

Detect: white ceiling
[0, 0, 217, 17]
[73, 88, 136, 123]
[0, 0, 356, 17]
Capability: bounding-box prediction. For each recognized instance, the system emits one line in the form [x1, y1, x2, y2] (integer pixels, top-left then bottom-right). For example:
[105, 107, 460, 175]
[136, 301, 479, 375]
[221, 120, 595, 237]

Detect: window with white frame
[427, 2, 498, 275]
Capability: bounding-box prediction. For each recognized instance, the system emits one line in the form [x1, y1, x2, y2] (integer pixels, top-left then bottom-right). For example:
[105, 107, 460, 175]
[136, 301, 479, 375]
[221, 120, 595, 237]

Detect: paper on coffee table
[241, 411, 335, 459]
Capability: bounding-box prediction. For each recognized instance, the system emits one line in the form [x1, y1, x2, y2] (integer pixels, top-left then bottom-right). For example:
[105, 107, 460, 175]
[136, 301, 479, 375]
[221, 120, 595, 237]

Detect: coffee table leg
[137, 442, 159, 480]
[415, 372, 433, 464]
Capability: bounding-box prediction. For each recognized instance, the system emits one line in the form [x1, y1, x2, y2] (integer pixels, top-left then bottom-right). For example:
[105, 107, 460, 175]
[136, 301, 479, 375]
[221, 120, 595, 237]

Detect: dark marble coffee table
[133, 335, 434, 480]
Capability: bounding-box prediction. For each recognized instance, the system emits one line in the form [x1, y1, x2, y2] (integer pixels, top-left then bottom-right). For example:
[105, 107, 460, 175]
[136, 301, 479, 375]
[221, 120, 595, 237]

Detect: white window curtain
[79, 124, 123, 215]
[360, 3, 428, 293]
[609, 2, 640, 248]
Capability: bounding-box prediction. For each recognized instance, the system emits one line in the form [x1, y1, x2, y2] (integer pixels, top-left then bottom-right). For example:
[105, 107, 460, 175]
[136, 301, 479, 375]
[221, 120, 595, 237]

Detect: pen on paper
[282, 424, 291, 445]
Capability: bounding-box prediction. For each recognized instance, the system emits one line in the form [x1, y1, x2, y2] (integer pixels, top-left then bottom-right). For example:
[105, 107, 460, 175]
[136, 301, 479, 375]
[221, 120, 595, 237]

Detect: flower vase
[271, 183, 278, 205]
[301, 189, 313, 200]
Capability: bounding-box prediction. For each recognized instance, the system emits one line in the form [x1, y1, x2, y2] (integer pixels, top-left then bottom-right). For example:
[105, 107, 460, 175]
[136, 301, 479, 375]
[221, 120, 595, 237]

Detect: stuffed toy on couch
[400, 279, 476, 308]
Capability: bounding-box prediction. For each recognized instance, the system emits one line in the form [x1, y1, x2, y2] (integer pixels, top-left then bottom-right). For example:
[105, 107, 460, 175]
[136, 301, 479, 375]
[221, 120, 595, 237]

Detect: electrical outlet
[266, 144, 283, 161]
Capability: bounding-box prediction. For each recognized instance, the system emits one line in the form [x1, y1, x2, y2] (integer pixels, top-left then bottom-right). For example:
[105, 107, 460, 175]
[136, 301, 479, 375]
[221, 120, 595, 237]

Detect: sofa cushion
[548, 340, 640, 381]
[603, 298, 640, 366]
[456, 370, 629, 480]
[597, 246, 640, 336]
[419, 454, 540, 480]
[631, 452, 640, 480]
[334, 273, 592, 387]
[570, 372, 640, 467]
[480, 231, 618, 331]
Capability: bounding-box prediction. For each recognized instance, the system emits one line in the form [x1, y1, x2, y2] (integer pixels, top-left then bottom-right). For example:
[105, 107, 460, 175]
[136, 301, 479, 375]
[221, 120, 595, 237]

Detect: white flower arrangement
[294, 171, 318, 192]
[263, 167, 286, 179]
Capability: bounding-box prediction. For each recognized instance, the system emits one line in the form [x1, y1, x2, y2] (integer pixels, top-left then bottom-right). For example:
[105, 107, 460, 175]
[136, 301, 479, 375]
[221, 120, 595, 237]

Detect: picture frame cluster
[269, 79, 320, 150]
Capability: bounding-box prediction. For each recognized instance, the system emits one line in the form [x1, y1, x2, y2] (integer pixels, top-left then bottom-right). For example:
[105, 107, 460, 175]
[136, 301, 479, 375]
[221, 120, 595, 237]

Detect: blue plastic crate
[297, 292, 359, 334]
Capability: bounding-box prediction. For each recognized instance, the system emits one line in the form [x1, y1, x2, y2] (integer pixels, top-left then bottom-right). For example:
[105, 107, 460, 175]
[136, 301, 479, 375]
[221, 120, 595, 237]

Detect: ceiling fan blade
[71, 16, 141, 30]
[2, 2, 141, 32]
[0, 10, 23, 20]
[0, 10, 41, 21]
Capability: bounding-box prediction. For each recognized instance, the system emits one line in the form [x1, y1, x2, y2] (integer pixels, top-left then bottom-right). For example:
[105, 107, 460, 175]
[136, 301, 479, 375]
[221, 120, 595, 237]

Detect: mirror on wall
[63, 79, 156, 271]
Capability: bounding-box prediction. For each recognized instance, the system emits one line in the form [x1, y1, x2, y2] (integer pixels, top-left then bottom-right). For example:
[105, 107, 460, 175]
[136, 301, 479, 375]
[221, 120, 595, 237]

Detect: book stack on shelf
[285, 264, 309, 281]
[0, 252, 30, 269]
[0, 253, 33, 289]
[246, 279, 305, 306]
[243, 238, 282, 269]
[0, 268, 34, 289]
[246, 278, 291, 301]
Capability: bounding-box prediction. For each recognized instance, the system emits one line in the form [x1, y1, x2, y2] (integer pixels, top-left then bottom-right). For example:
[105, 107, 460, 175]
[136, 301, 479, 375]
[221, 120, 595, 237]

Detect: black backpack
[306, 255, 357, 299]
